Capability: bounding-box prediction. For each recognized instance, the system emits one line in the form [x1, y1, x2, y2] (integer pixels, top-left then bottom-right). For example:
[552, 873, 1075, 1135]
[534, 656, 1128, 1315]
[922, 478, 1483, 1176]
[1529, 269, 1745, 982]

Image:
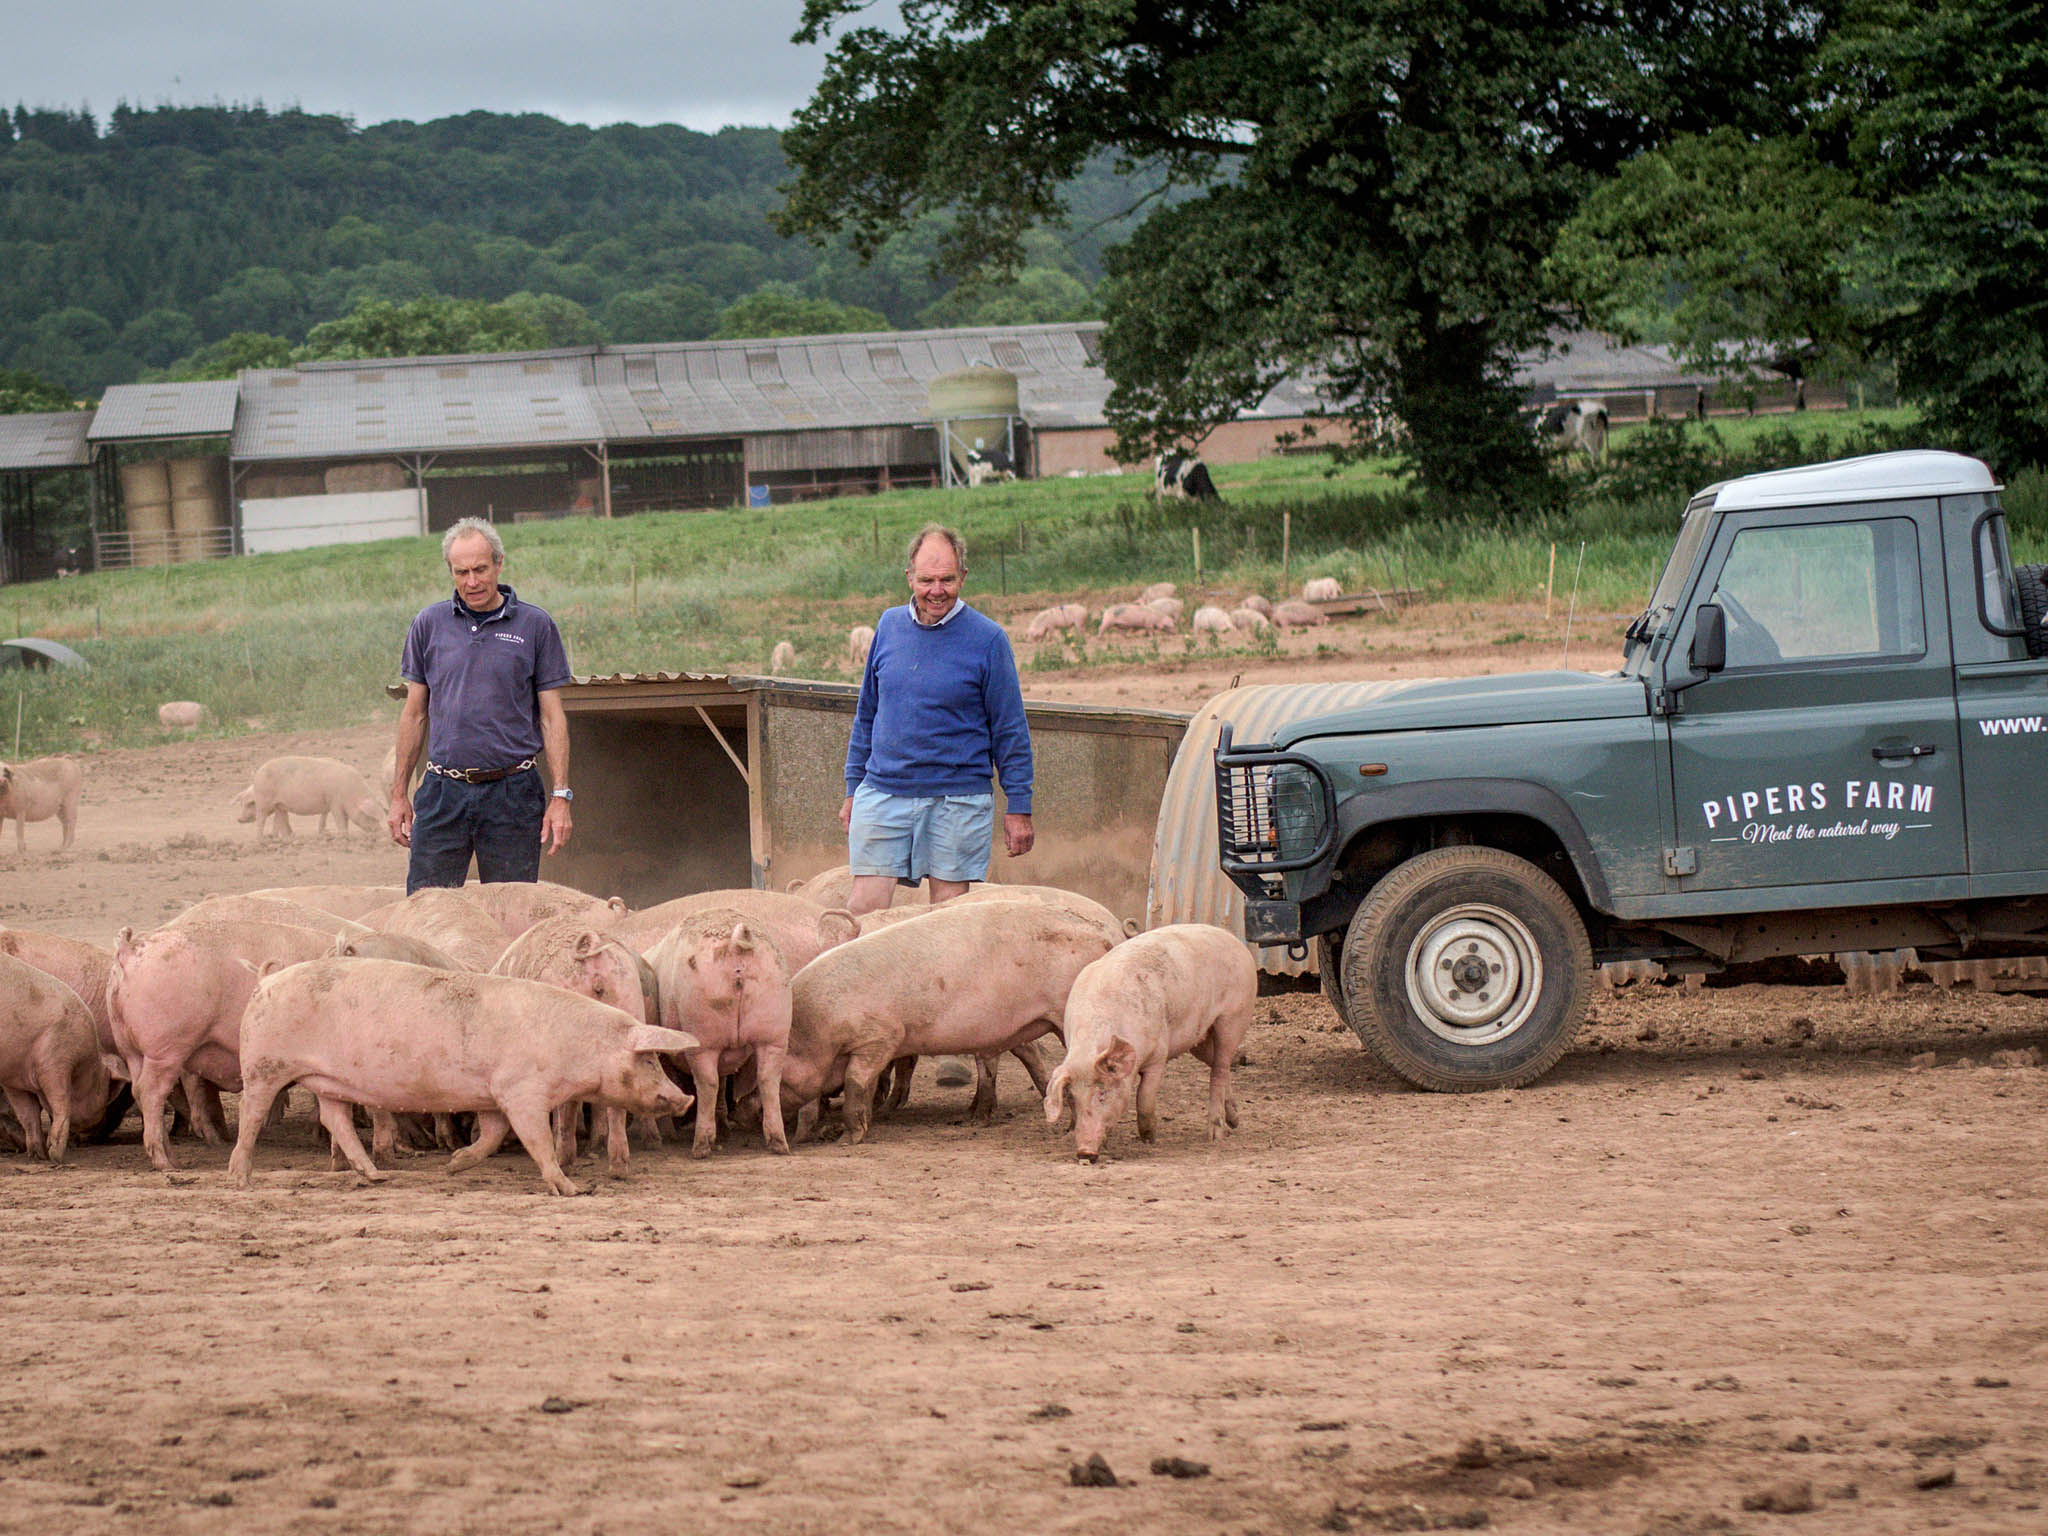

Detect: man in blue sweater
[840, 523, 1034, 917]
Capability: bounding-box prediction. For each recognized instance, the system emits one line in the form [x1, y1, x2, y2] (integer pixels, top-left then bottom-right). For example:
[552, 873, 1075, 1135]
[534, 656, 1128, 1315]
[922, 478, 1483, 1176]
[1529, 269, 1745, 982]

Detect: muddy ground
[3, 599, 2044, 1534]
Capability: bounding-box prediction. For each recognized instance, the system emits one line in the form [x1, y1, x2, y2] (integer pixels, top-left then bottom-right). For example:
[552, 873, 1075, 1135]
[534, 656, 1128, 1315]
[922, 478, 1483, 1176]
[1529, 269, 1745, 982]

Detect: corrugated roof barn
[3, 321, 1797, 580]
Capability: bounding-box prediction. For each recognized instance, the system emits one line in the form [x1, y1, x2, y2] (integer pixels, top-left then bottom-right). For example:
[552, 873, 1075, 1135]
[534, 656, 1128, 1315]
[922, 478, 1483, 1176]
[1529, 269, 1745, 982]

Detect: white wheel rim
[1404, 902, 1543, 1047]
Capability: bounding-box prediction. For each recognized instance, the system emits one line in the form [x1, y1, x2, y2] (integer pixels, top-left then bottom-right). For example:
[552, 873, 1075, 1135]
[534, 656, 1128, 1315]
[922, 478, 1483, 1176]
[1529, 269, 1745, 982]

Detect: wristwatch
[552, 787, 574, 802]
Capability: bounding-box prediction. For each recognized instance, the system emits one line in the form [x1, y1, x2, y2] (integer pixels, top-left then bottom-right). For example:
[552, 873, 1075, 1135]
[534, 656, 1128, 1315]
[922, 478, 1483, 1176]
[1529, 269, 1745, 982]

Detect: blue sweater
[845, 603, 1034, 813]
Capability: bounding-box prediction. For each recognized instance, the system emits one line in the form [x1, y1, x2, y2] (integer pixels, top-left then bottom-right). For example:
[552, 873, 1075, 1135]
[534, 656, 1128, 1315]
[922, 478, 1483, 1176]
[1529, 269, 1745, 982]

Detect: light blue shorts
[848, 784, 994, 884]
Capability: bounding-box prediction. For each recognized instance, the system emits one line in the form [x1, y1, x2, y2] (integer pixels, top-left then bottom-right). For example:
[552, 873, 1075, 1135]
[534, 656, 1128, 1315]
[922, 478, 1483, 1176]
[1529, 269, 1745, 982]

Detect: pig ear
[101, 1052, 131, 1083]
[1042, 1064, 1071, 1124]
[1095, 1036, 1139, 1081]
[627, 1024, 700, 1056]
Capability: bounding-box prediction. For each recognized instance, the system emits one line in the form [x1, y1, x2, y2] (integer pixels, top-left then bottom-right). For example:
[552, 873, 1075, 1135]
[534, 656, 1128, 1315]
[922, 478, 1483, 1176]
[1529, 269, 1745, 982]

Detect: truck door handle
[1872, 743, 1937, 761]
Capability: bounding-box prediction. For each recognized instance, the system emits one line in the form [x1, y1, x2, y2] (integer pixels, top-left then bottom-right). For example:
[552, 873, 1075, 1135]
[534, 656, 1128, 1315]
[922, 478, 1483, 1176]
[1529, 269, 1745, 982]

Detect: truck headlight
[1270, 764, 1326, 863]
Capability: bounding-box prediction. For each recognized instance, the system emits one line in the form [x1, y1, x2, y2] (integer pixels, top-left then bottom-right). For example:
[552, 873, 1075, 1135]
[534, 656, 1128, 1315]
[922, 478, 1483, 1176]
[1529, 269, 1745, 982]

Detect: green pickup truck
[1215, 450, 2047, 1090]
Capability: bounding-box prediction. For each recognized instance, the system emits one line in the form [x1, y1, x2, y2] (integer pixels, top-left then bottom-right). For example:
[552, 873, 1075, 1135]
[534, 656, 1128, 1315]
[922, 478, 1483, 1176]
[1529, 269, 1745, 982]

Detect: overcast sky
[4, 1, 849, 132]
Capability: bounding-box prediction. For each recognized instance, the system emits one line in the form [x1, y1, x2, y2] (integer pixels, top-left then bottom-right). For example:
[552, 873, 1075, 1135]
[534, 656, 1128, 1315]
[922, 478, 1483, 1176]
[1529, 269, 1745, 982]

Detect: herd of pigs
[0, 576, 1346, 1190]
[1020, 579, 1339, 643]
[1, 851, 1257, 1194]
[766, 579, 1343, 674]
[1025, 580, 1339, 642]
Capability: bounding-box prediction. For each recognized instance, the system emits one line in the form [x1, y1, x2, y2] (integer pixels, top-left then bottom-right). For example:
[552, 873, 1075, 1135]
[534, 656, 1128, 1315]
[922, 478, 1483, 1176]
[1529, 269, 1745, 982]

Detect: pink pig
[780, 900, 1114, 1144]
[1044, 924, 1256, 1161]
[0, 951, 116, 1161]
[647, 910, 794, 1156]
[492, 918, 661, 1172]
[228, 958, 696, 1196]
[109, 918, 336, 1170]
[619, 888, 856, 974]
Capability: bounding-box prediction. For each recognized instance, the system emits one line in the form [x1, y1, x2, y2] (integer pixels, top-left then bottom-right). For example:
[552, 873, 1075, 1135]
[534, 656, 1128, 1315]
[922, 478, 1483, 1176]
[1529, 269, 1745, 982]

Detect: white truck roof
[1710, 449, 1996, 511]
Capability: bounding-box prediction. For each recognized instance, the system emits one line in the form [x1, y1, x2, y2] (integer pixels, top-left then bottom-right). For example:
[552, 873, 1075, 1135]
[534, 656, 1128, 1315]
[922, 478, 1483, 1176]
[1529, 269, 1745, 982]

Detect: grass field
[3, 407, 2037, 759]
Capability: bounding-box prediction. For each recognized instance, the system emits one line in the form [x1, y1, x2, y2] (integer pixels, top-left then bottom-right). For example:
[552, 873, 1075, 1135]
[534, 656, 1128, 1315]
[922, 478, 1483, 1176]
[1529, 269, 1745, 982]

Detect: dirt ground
[3, 600, 2045, 1535]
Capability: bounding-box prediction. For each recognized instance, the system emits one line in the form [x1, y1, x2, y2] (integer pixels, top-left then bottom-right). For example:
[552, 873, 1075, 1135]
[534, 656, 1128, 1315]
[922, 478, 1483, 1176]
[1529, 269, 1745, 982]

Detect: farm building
[0, 321, 1791, 579]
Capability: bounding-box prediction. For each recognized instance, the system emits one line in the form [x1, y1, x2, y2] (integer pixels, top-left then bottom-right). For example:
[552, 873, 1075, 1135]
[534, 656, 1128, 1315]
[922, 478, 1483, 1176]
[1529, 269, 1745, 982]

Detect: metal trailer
[542, 673, 1188, 929]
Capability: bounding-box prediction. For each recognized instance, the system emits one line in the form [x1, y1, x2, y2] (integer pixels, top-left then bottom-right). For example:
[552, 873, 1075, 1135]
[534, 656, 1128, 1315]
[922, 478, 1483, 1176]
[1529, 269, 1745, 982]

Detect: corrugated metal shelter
[518, 672, 1188, 922]
[44, 321, 1785, 581]
[88, 380, 239, 443]
[1148, 680, 1434, 976]
[0, 411, 93, 473]
[1510, 330, 1821, 417]
[0, 410, 97, 583]
[233, 352, 606, 461]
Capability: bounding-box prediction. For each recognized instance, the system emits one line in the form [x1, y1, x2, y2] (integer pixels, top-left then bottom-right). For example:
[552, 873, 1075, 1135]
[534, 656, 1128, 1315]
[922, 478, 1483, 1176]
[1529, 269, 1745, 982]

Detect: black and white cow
[53, 547, 84, 578]
[1535, 400, 1609, 465]
[964, 446, 1016, 487]
[1154, 452, 1219, 501]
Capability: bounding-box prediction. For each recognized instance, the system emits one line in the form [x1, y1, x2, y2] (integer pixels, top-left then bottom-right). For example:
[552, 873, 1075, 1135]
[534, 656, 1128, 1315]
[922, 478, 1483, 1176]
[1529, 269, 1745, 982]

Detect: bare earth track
[3, 602, 2044, 1533]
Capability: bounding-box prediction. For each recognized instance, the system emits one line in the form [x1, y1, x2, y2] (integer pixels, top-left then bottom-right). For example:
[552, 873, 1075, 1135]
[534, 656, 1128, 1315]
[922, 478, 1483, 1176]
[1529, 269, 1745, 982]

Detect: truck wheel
[2015, 564, 2048, 657]
[1339, 846, 1592, 1091]
[1316, 933, 1347, 1015]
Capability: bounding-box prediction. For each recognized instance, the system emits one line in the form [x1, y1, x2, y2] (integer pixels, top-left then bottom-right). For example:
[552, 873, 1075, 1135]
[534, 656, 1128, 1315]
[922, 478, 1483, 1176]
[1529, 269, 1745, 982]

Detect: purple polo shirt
[399, 583, 572, 769]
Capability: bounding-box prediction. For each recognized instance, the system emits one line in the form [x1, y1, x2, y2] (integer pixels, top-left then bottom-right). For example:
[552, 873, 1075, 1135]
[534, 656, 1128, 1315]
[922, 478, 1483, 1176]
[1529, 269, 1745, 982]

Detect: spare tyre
[2015, 564, 2048, 657]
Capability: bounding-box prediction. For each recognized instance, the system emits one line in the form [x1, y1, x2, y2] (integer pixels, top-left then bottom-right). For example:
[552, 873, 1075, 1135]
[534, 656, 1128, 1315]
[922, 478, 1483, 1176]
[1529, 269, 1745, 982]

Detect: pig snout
[1069, 1080, 1126, 1161]
[617, 1051, 694, 1118]
[652, 1076, 693, 1118]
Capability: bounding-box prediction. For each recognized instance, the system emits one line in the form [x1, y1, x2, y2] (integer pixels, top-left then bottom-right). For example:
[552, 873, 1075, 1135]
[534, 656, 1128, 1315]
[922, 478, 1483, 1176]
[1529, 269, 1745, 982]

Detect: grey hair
[442, 517, 505, 565]
[904, 522, 967, 572]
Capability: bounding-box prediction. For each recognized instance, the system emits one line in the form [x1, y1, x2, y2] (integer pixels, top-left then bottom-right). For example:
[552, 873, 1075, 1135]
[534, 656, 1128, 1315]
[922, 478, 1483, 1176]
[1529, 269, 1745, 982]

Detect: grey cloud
[5, 1, 839, 130]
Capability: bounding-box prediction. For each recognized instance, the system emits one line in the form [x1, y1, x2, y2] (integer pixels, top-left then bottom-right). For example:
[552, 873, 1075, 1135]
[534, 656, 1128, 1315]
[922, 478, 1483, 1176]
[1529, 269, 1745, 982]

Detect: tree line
[13, 3, 2042, 505]
[0, 103, 1116, 396]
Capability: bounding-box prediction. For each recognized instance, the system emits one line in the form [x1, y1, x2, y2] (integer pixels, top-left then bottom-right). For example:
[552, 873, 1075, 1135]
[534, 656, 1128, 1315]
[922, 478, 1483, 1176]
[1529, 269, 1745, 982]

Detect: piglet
[1044, 924, 1256, 1161]
[228, 959, 696, 1196]
[0, 951, 117, 1161]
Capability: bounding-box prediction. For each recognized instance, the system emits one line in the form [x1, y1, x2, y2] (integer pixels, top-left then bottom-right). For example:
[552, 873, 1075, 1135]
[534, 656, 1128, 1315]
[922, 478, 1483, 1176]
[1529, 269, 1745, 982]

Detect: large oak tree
[778, 0, 1833, 502]
[1555, 0, 2048, 474]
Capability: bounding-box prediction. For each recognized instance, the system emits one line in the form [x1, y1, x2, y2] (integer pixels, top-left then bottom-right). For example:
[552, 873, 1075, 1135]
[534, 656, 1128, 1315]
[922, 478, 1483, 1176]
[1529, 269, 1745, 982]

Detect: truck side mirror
[1691, 604, 1727, 674]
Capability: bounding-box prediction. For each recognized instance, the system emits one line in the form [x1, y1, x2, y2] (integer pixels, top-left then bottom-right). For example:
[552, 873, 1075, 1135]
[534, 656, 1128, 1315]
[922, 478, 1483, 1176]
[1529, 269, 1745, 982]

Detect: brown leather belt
[424, 757, 536, 785]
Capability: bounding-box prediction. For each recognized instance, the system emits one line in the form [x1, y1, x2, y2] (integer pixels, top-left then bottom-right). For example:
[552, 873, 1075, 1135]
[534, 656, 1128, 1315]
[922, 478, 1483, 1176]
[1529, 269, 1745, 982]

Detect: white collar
[910, 598, 966, 628]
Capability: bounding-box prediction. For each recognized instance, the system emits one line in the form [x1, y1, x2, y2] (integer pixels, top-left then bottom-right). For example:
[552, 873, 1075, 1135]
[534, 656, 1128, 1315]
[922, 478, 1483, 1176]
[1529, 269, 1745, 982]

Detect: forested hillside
[0, 104, 1117, 395]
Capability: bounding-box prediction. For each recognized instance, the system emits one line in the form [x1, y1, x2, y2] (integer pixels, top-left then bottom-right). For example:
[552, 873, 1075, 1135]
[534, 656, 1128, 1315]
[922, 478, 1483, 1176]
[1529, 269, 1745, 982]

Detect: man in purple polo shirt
[387, 518, 574, 892]
[840, 522, 1034, 919]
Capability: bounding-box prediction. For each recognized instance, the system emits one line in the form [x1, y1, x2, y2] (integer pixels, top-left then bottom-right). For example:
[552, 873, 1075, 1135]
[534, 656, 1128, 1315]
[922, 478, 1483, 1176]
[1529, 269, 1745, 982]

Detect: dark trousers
[406, 768, 545, 892]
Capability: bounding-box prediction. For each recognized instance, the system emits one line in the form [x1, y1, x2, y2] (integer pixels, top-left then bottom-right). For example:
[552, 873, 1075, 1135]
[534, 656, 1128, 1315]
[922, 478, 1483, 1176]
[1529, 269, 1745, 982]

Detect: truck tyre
[1339, 846, 1592, 1091]
[1316, 933, 1348, 1015]
[2016, 564, 2048, 657]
